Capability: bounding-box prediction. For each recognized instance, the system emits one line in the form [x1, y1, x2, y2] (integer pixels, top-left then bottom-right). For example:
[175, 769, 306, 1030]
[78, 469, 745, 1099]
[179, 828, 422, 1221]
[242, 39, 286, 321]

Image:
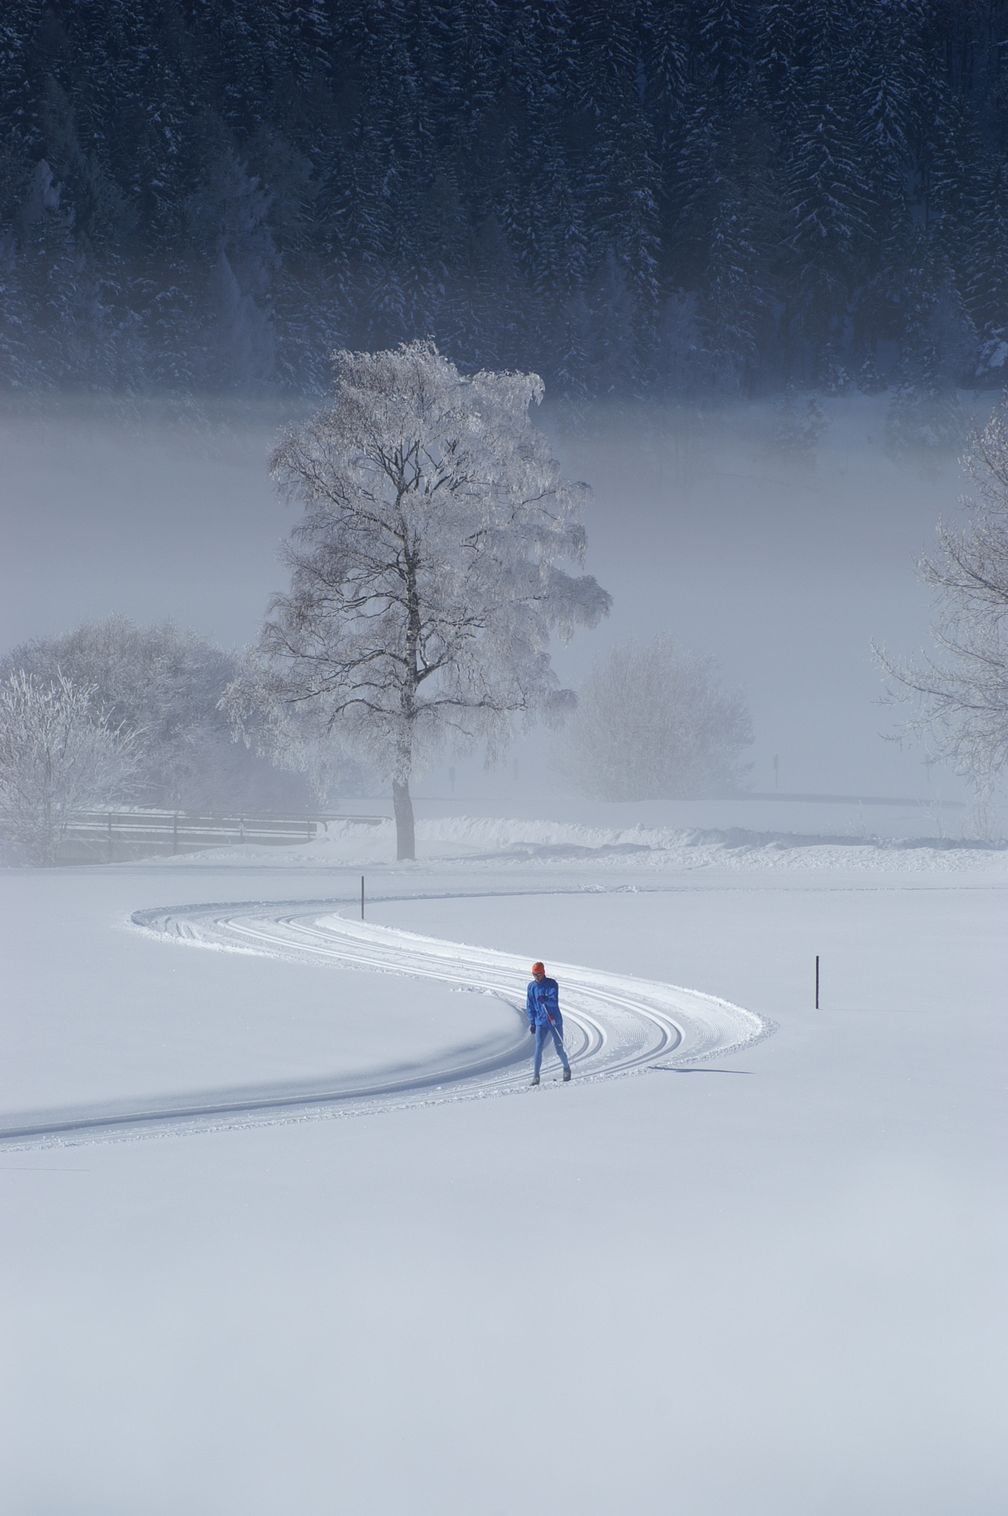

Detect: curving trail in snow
[0, 898, 772, 1148]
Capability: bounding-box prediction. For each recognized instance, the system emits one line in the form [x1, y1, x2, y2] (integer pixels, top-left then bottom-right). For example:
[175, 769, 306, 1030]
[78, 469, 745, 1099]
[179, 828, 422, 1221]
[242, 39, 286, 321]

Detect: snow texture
[1, 804, 1005, 1514]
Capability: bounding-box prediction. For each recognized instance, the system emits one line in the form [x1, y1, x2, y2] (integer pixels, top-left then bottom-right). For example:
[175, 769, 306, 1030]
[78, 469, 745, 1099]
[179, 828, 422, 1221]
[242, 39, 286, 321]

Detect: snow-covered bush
[555, 637, 753, 802]
[0, 670, 140, 863]
[0, 618, 313, 813]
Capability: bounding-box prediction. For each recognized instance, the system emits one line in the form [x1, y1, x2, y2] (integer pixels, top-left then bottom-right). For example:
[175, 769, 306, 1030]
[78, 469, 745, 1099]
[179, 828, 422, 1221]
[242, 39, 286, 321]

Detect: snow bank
[150, 811, 1008, 876]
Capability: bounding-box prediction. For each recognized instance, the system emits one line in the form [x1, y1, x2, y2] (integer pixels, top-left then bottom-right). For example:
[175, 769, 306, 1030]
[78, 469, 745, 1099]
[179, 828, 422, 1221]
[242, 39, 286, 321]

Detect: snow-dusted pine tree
[234, 340, 610, 859]
[781, 2, 871, 352]
[187, 145, 280, 389]
[884, 247, 973, 459]
[769, 384, 827, 463]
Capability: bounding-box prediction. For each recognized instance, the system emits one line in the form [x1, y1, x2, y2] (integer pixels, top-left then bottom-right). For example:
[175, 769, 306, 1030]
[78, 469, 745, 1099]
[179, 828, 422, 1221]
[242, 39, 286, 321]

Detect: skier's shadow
[649, 1066, 754, 1074]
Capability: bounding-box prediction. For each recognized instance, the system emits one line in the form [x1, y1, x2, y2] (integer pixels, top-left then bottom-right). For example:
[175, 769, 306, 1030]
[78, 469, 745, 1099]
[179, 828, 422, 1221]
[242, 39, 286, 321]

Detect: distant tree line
[2, 0, 1008, 400]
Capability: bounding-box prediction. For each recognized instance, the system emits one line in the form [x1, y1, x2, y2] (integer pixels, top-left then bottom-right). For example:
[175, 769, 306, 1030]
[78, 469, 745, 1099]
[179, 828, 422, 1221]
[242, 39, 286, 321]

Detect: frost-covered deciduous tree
[224, 649, 363, 808]
[235, 340, 610, 858]
[0, 618, 312, 813]
[556, 636, 752, 802]
[878, 399, 1008, 792]
[0, 670, 139, 863]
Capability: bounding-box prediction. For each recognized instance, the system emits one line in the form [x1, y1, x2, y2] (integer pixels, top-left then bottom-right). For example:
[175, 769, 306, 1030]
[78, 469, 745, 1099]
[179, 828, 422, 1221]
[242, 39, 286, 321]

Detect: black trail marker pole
[361, 875, 365, 921]
[815, 954, 820, 1009]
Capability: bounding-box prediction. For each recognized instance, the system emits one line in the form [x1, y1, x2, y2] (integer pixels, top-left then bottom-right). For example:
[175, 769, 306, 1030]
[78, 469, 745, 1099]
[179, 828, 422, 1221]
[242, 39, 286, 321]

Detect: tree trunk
[396, 533, 421, 861]
[392, 775, 415, 861]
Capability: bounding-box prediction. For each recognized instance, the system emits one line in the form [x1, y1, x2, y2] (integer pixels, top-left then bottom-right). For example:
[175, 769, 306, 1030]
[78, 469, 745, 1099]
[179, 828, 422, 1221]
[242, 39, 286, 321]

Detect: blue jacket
[527, 977, 562, 1030]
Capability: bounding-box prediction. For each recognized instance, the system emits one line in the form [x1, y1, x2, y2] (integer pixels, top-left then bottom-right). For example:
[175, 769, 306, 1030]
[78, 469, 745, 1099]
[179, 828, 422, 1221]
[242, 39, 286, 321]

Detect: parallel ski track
[0, 896, 771, 1149]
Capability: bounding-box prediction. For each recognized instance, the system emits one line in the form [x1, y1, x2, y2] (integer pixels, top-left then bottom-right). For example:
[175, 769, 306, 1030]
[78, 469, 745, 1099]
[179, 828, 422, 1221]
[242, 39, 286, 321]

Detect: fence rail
[64, 810, 384, 861]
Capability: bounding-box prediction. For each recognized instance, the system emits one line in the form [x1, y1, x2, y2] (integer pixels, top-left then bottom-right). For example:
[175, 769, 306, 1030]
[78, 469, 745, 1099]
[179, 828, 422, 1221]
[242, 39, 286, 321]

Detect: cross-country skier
[527, 961, 571, 1087]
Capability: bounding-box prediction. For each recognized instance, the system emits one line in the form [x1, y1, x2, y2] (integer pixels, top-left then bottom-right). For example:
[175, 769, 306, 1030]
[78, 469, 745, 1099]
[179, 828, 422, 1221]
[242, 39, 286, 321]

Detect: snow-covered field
[2, 809, 1005, 1514]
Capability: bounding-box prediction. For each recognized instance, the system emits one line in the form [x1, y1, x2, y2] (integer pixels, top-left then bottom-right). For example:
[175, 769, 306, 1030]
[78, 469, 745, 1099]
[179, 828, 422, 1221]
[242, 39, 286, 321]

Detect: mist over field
[0, 390, 977, 803]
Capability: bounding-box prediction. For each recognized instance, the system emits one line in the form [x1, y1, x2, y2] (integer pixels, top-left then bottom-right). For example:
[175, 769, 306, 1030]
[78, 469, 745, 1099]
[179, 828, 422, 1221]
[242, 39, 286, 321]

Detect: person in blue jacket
[527, 961, 571, 1086]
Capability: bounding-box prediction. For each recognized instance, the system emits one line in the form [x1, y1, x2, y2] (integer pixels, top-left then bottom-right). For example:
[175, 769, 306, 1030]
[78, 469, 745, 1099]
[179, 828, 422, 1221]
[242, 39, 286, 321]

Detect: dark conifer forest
[2, 0, 1007, 399]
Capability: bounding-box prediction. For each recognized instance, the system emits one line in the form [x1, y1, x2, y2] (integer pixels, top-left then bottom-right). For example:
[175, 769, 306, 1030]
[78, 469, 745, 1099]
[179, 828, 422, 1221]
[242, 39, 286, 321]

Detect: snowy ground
[2, 809, 1005, 1514]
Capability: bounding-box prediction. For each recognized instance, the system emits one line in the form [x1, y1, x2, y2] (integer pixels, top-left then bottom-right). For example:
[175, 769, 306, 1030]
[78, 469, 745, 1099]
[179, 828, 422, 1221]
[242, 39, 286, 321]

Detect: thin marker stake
[815, 954, 820, 1010]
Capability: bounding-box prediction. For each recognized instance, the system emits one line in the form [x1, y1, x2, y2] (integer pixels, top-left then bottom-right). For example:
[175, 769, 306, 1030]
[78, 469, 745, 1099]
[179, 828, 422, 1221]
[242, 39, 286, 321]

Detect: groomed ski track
[0, 895, 772, 1149]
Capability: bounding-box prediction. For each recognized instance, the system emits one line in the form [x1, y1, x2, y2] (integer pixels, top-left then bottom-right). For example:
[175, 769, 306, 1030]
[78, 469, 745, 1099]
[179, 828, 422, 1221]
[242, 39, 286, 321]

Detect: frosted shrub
[0, 617, 312, 813]
[557, 637, 752, 802]
[0, 670, 139, 863]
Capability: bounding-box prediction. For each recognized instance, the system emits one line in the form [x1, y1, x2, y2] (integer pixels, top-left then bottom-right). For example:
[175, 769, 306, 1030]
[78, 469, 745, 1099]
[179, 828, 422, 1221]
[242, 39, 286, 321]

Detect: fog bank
[0, 392, 981, 805]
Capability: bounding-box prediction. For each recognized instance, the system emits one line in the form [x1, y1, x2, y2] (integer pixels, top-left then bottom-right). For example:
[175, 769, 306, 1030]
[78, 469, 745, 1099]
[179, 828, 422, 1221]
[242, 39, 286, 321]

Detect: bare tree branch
[227, 342, 609, 858]
[879, 397, 1008, 794]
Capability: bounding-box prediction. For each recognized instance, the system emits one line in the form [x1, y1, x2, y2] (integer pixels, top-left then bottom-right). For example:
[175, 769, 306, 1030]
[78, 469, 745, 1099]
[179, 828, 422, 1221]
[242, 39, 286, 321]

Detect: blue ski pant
[533, 1019, 570, 1079]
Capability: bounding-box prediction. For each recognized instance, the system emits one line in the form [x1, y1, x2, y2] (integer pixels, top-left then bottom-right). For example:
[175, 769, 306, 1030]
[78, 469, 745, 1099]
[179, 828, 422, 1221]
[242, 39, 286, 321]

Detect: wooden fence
[63, 810, 383, 861]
